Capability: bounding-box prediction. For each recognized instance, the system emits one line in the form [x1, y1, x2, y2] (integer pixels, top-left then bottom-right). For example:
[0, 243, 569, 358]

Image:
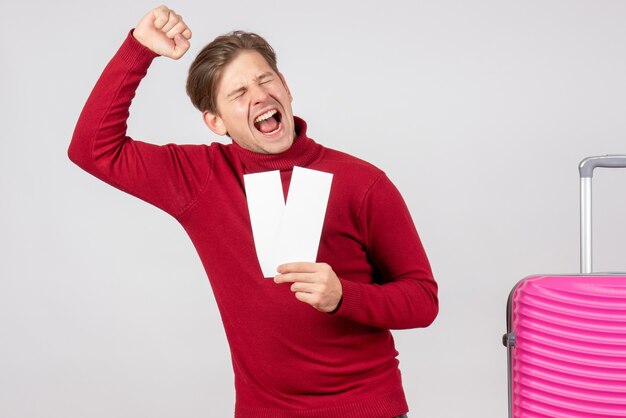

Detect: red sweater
[69, 32, 438, 418]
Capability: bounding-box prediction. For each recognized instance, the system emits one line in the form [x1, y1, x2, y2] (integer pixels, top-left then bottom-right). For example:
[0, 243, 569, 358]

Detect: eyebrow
[226, 72, 275, 99]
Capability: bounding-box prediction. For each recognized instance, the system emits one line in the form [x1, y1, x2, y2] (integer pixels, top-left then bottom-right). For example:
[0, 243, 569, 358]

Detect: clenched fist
[133, 6, 192, 60]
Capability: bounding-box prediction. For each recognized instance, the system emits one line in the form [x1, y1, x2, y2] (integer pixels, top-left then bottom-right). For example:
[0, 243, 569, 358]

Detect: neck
[232, 116, 322, 173]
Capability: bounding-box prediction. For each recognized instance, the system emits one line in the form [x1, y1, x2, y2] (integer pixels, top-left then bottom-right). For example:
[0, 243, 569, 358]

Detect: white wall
[2, 1, 626, 417]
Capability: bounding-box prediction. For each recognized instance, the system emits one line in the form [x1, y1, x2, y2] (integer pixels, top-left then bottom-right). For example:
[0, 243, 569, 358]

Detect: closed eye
[228, 87, 247, 101]
[257, 72, 275, 85]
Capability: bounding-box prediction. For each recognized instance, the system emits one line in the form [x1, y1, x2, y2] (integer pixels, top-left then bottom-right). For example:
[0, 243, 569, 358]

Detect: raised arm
[68, 7, 209, 218]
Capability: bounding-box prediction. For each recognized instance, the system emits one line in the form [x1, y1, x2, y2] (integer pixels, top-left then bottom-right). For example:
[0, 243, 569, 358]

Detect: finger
[277, 262, 320, 274]
[290, 282, 315, 293]
[294, 291, 315, 305]
[167, 21, 189, 39]
[161, 11, 181, 33]
[171, 34, 191, 60]
[152, 6, 171, 30]
[182, 27, 192, 39]
[274, 272, 316, 284]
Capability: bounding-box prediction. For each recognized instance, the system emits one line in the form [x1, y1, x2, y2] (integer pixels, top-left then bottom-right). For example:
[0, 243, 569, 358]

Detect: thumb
[170, 34, 190, 60]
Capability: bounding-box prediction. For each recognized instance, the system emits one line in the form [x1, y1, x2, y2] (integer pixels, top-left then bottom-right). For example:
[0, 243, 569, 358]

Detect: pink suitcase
[503, 155, 626, 418]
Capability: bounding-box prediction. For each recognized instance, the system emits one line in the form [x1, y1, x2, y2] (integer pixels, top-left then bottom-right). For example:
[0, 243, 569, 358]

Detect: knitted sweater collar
[231, 116, 322, 173]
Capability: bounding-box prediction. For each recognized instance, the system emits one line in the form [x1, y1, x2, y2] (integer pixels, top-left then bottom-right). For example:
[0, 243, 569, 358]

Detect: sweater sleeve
[334, 173, 439, 330]
[68, 31, 211, 218]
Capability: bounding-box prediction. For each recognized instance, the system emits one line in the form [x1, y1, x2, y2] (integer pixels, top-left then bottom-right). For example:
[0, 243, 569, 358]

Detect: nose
[249, 83, 269, 106]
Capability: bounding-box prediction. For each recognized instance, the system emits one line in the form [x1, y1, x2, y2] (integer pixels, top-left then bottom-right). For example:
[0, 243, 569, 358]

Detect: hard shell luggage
[503, 155, 626, 418]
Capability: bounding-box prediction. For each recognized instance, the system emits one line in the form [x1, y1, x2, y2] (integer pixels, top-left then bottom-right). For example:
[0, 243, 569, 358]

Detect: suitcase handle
[579, 155, 626, 178]
[579, 155, 626, 273]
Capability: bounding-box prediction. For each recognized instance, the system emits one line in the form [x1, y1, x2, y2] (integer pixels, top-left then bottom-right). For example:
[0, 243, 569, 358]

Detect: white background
[2, 1, 626, 417]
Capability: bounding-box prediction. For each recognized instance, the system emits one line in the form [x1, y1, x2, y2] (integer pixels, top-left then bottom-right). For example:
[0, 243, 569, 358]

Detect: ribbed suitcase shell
[507, 274, 626, 417]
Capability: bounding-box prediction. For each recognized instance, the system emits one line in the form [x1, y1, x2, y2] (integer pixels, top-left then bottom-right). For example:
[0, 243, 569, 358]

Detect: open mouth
[253, 109, 282, 136]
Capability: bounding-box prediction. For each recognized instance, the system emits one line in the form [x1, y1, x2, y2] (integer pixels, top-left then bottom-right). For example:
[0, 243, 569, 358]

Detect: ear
[279, 72, 293, 102]
[203, 111, 228, 136]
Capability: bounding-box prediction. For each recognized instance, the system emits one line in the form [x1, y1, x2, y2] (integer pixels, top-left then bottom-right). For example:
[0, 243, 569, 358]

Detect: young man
[69, 6, 438, 418]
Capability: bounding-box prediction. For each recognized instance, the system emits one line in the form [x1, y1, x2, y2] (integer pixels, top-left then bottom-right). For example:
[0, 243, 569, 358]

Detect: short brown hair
[186, 31, 279, 115]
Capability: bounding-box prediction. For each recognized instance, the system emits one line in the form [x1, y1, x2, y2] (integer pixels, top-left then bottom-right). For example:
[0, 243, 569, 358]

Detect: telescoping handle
[579, 155, 626, 273]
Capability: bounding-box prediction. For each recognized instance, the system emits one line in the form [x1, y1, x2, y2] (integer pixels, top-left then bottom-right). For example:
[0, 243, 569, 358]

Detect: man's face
[203, 50, 295, 154]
